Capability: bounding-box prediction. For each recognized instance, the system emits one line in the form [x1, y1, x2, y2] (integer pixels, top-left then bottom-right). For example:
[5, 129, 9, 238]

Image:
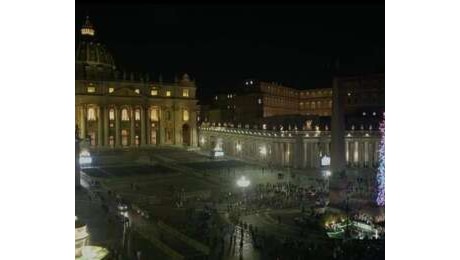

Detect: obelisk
[331, 77, 346, 173]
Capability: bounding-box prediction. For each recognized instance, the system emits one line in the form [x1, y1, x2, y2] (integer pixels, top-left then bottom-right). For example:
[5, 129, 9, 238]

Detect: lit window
[363, 112, 367, 116]
[151, 89, 158, 96]
[182, 89, 189, 97]
[215, 96, 218, 100]
[166, 90, 171, 97]
[258, 98, 262, 104]
[87, 108, 96, 121]
[135, 89, 140, 94]
[300, 102, 304, 107]
[150, 108, 159, 121]
[121, 108, 129, 121]
[109, 87, 114, 93]
[183, 109, 189, 121]
[87, 87, 96, 93]
[373, 112, 376, 116]
[135, 109, 141, 121]
[109, 109, 115, 121]
[348, 92, 352, 96]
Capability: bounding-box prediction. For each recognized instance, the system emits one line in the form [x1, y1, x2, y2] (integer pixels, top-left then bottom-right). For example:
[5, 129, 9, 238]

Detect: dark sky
[76, 4, 384, 100]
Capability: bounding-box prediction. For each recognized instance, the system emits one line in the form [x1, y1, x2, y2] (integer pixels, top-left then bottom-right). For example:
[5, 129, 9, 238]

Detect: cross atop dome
[81, 16, 95, 36]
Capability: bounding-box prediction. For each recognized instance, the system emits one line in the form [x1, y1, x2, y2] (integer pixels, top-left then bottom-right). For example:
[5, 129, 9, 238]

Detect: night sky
[76, 4, 384, 101]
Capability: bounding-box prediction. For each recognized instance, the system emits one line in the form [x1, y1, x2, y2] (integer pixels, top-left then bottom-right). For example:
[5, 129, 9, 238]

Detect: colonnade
[199, 129, 380, 169]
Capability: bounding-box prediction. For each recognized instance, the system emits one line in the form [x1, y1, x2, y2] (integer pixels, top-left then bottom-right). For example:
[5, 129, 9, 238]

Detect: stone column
[374, 141, 380, 167]
[279, 143, 284, 167]
[97, 106, 103, 147]
[115, 106, 120, 147]
[364, 141, 368, 167]
[345, 141, 349, 165]
[146, 107, 151, 145]
[80, 105, 87, 140]
[349, 141, 354, 166]
[140, 106, 146, 146]
[103, 107, 109, 146]
[302, 141, 307, 168]
[130, 107, 135, 146]
[315, 143, 320, 168]
[160, 109, 166, 144]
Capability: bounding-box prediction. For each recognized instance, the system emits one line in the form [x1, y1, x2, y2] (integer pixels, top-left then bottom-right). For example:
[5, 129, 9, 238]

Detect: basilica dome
[76, 17, 117, 80]
[76, 40, 116, 70]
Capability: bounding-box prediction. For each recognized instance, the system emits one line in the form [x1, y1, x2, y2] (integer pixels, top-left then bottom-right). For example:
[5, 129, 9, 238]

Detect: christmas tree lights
[376, 113, 385, 206]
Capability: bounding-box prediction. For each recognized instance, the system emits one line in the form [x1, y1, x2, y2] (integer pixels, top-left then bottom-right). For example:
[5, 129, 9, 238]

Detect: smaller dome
[80, 16, 95, 36]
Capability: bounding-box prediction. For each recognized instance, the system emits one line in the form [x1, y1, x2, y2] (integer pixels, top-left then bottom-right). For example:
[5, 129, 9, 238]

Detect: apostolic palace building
[76, 17, 199, 148]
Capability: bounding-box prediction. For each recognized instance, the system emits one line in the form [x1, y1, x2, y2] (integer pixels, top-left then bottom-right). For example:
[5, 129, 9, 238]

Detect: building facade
[76, 17, 198, 148]
[203, 75, 384, 126]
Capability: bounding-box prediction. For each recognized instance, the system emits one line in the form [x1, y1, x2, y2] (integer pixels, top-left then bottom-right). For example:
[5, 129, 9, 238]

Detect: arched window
[87, 107, 96, 121]
[121, 108, 129, 121]
[135, 109, 141, 121]
[109, 109, 115, 121]
[183, 109, 189, 121]
[150, 108, 159, 121]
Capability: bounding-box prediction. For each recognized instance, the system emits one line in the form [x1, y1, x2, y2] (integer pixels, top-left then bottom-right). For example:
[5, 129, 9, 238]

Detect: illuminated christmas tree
[376, 113, 385, 206]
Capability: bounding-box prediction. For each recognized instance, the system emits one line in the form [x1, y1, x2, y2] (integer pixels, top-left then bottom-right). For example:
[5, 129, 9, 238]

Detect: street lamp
[237, 176, 250, 208]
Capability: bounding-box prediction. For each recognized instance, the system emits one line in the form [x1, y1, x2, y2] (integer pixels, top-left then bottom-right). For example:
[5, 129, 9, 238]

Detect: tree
[376, 113, 385, 206]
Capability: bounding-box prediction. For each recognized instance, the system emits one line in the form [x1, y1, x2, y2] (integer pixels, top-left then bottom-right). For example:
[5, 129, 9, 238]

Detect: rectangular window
[182, 89, 189, 97]
[166, 90, 172, 97]
[87, 108, 96, 121]
[135, 110, 141, 121]
[183, 110, 189, 121]
[108, 87, 114, 93]
[151, 89, 158, 96]
[109, 109, 115, 121]
[151, 108, 159, 121]
[121, 109, 129, 121]
[87, 87, 96, 93]
[135, 89, 140, 94]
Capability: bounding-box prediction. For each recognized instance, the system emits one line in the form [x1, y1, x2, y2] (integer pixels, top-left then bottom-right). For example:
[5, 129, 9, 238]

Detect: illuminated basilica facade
[76, 17, 198, 148]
